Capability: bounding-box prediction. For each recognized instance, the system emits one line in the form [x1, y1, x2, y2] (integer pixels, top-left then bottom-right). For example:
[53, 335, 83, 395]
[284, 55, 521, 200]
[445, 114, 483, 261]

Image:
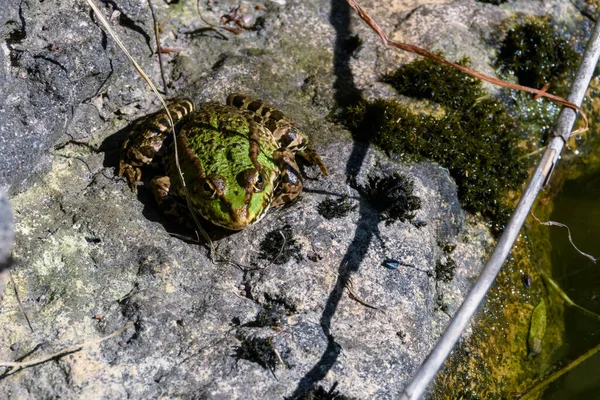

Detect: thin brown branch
[0, 322, 133, 374]
[345, 0, 588, 137]
[334, 272, 382, 311]
[196, 2, 255, 36]
[531, 212, 597, 263]
[147, 0, 168, 95]
[159, 47, 181, 54]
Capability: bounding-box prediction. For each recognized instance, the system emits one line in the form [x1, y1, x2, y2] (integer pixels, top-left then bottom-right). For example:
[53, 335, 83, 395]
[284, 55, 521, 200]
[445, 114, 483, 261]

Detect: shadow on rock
[290, 0, 372, 397]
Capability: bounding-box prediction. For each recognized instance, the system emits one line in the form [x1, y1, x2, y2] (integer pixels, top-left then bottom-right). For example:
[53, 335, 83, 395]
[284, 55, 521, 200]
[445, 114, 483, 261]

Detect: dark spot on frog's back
[202, 136, 216, 147]
[156, 118, 171, 129]
[229, 94, 245, 108]
[265, 120, 277, 132]
[269, 110, 284, 120]
[247, 101, 262, 112]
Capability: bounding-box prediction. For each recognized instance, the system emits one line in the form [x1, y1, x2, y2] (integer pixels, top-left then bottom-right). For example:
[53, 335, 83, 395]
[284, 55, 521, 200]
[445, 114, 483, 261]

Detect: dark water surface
[545, 168, 600, 399]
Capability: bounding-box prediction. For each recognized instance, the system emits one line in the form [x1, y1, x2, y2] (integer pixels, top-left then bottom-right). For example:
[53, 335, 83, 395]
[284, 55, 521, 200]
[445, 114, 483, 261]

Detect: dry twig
[9, 271, 34, 333]
[146, 0, 168, 95]
[334, 272, 382, 311]
[196, 1, 254, 35]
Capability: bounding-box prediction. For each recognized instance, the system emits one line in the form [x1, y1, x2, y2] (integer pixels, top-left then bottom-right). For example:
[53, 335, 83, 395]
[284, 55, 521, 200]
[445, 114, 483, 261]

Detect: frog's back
[163, 102, 282, 224]
[173, 103, 279, 176]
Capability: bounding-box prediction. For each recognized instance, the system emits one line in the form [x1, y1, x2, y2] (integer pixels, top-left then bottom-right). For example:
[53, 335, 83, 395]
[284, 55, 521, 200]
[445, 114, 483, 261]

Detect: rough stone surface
[0, 189, 13, 262]
[0, 188, 14, 297]
[0, 0, 585, 398]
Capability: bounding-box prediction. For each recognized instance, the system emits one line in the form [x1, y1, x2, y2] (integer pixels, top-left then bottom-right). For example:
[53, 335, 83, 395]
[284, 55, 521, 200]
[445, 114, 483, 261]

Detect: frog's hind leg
[118, 98, 195, 191]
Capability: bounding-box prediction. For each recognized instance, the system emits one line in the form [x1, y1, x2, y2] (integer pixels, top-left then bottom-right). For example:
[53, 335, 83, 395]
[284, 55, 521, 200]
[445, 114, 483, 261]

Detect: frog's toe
[118, 161, 142, 192]
[150, 176, 181, 216]
[298, 146, 328, 176]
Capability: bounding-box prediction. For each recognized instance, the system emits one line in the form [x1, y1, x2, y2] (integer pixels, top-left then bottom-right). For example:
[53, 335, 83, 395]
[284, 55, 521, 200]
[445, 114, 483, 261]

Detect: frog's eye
[254, 173, 265, 192]
[200, 180, 217, 199]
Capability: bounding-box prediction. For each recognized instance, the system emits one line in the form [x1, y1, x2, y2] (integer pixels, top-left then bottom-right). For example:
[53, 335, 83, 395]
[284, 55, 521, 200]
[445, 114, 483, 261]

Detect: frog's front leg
[117, 99, 194, 191]
[150, 175, 189, 219]
[271, 149, 303, 207]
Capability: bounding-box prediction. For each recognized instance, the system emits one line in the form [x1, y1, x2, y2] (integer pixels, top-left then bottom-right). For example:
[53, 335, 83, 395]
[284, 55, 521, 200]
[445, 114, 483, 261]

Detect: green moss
[494, 17, 580, 95]
[425, 17, 582, 398]
[346, 65, 528, 229]
[383, 57, 485, 111]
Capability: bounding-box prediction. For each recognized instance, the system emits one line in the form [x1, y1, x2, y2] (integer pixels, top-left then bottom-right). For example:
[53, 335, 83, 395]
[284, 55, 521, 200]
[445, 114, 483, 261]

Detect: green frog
[117, 94, 327, 230]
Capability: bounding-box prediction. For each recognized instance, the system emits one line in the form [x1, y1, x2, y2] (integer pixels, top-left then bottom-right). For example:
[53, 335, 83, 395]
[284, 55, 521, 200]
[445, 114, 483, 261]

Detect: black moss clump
[317, 196, 356, 220]
[436, 294, 449, 313]
[236, 337, 281, 371]
[345, 57, 529, 230]
[436, 241, 457, 282]
[476, 0, 508, 4]
[436, 258, 457, 283]
[246, 299, 294, 329]
[295, 384, 358, 400]
[258, 225, 302, 265]
[495, 17, 579, 93]
[360, 174, 421, 225]
[440, 242, 457, 254]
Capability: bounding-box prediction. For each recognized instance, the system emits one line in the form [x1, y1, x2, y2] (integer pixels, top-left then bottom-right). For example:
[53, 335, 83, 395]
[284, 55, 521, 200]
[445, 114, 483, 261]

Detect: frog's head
[191, 166, 278, 230]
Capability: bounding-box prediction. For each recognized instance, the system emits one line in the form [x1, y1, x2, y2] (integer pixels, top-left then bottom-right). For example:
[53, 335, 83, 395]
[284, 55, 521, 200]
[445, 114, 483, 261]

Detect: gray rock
[0, 0, 582, 398]
[0, 189, 13, 262]
[0, 188, 14, 298]
[0, 0, 155, 192]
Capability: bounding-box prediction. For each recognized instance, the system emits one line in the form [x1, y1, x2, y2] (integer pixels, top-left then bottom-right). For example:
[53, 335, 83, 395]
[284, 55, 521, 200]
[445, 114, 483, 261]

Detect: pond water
[544, 168, 600, 399]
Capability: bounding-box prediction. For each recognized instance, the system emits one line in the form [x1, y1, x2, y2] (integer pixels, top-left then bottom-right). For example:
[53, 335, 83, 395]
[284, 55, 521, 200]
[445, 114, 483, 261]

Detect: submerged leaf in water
[528, 299, 547, 355]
